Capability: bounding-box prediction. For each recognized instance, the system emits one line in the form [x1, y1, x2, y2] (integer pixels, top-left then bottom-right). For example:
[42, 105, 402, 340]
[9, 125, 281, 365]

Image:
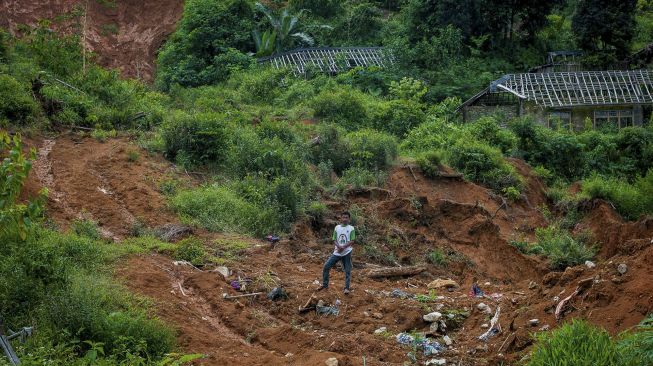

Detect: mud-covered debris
[325, 357, 338, 366]
[442, 335, 452, 346]
[617, 263, 628, 275]
[477, 303, 492, 314]
[372, 312, 383, 319]
[528, 281, 538, 289]
[478, 306, 501, 341]
[427, 279, 460, 290]
[470, 283, 484, 297]
[267, 287, 288, 301]
[423, 312, 443, 322]
[374, 327, 387, 335]
[539, 325, 550, 331]
[585, 260, 596, 269]
[154, 223, 192, 242]
[213, 266, 230, 278]
[529, 319, 539, 326]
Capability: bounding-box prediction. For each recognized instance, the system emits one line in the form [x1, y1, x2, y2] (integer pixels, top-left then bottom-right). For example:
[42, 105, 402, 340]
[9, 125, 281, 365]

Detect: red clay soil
[0, 0, 183, 81]
[20, 135, 653, 365]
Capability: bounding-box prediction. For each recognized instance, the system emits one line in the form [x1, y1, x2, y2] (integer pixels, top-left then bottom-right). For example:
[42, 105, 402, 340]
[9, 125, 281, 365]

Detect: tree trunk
[364, 265, 427, 278]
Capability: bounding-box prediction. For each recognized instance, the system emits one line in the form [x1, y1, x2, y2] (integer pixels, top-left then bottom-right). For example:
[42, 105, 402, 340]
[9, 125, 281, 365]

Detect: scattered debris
[374, 327, 387, 335]
[390, 288, 413, 299]
[442, 335, 453, 346]
[470, 283, 484, 297]
[617, 263, 628, 275]
[539, 325, 550, 331]
[267, 287, 288, 301]
[478, 306, 501, 342]
[427, 279, 460, 290]
[266, 235, 280, 244]
[555, 277, 594, 320]
[325, 357, 338, 366]
[230, 280, 241, 291]
[480, 323, 489, 329]
[425, 358, 446, 365]
[172, 260, 201, 271]
[585, 260, 596, 269]
[222, 292, 264, 300]
[299, 295, 318, 313]
[529, 319, 539, 327]
[423, 312, 443, 322]
[154, 223, 192, 242]
[365, 265, 427, 279]
[528, 281, 538, 290]
[316, 300, 340, 316]
[372, 312, 384, 319]
[477, 303, 492, 314]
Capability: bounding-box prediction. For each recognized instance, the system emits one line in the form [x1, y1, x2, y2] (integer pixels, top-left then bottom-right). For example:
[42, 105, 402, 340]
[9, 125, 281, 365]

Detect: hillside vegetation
[1, 0, 653, 365]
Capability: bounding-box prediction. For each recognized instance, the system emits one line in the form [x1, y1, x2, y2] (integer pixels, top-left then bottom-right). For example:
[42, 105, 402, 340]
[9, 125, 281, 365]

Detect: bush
[344, 129, 398, 171]
[371, 99, 426, 137]
[338, 166, 386, 189]
[309, 123, 351, 174]
[161, 111, 228, 166]
[427, 248, 447, 266]
[533, 226, 596, 270]
[446, 139, 521, 191]
[400, 117, 462, 155]
[528, 319, 618, 366]
[617, 314, 653, 366]
[0, 74, 40, 125]
[416, 150, 443, 178]
[171, 185, 282, 236]
[174, 237, 207, 265]
[465, 116, 517, 154]
[70, 219, 102, 240]
[310, 88, 369, 130]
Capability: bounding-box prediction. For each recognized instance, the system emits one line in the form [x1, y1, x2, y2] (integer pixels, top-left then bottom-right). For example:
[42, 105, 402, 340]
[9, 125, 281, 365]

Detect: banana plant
[253, 2, 319, 56]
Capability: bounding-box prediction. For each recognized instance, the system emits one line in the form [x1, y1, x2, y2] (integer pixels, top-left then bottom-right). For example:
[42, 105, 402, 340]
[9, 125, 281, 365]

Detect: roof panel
[258, 47, 393, 75]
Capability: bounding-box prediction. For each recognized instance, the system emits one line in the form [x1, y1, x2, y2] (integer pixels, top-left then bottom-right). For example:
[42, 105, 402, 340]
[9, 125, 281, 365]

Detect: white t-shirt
[332, 224, 356, 256]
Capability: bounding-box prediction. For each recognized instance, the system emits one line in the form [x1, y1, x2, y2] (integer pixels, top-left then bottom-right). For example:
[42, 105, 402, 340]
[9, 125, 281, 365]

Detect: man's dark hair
[342, 211, 351, 218]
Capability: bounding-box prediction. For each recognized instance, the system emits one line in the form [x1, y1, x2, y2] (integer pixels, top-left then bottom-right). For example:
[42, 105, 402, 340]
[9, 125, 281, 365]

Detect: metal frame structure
[488, 70, 653, 108]
[258, 47, 393, 76]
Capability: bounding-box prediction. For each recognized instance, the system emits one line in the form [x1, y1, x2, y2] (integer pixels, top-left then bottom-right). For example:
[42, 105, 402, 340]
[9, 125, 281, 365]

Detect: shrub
[465, 116, 517, 154]
[400, 117, 462, 155]
[528, 319, 618, 366]
[171, 186, 281, 236]
[161, 111, 228, 166]
[533, 226, 596, 270]
[306, 202, 327, 222]
[309, 123, 351, 174]
[338, 166, 385, 189]
[344, 129, 398, 171]
[0, 74, 40, 125]
[427, 248, 447, 266]
[446, 139, 521, 191]
[371, 99, 426, 137]
[310, 88, 369, 130]
[70, 219, 102, 240]
[416, 150, 443, 178]
[502, 186, 521, 201]
[617, 314, 653, 366]
[174, 237, 207, 265]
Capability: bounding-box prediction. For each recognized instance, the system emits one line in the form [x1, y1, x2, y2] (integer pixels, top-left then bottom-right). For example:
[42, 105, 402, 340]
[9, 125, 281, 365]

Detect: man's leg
[322, 254, 340, 288]
[342, 253, 352, 291]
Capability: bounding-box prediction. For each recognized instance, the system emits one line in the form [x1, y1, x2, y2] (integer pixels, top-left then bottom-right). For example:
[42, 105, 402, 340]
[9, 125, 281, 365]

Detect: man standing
[318, 211, 356, 294]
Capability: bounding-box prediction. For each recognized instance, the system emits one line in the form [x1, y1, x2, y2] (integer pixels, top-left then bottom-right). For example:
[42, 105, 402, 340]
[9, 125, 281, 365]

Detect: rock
[484, 282, 491, 286]
[481, 323, 489, 329]
[475, 344, 488, 353]
[285, 353, 294, 357]
[429, 322, 440, 334]
[372, 312, 384, 319]
[539, 325, 550, 331]
[443, 335, 453, 346]
[154, 223, 192, 242]
[325, 357, 338, 366]
[611, 276, 623, 284]
[374, 327, 387, 335]
[477, 303, 492, 314]
[427, 279, 460, 290]
[213, 266, 230, 278]
[543, 272, 562, 287]
[529, 319, 539, 326]
[313, 280, 321, 285]
[617, 263, 628, 275]
[585, 261, 596, 269]
[528, 281, 538, 290]
[363, 311, 370, 317]
[423, 312, 443, 322]
[425, 358, 447, 365]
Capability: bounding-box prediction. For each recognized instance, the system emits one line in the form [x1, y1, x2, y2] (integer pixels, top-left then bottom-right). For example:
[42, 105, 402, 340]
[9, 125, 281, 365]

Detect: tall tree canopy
[572, 0, 638, 59]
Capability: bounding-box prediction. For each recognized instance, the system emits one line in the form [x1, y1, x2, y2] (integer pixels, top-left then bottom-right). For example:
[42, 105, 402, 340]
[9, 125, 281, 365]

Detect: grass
[426, 248, 447, 266]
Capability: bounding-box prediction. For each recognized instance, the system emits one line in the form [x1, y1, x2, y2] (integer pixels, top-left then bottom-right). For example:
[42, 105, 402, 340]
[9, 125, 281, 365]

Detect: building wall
[525, 103, 648, 131]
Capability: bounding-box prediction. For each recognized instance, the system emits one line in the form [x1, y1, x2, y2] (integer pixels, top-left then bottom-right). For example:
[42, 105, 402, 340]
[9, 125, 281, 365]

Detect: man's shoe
[316, 285, 327, 292]
[343, 289, 350, 295]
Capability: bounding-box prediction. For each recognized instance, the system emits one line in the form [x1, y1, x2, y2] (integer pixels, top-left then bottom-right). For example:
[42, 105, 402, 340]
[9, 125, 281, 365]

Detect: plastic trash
[470, 283, 484, 297]
[267, 286, 288, 301]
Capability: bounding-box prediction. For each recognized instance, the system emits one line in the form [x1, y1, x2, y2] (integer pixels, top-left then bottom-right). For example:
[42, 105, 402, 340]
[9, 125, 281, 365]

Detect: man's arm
[341, 228, 356, 249]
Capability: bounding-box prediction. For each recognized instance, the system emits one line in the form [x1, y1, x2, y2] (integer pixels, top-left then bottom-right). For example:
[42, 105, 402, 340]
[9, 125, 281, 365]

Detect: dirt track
[23, 135, 653, 365]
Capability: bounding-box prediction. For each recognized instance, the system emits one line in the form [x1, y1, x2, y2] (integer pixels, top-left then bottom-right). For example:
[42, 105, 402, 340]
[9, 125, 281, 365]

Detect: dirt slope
[21, 135, 653, 365]
[0, 0, 183, 81]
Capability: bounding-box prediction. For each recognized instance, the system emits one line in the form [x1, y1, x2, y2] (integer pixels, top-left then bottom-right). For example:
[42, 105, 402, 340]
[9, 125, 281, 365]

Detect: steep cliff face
[0, 0, 184, 81]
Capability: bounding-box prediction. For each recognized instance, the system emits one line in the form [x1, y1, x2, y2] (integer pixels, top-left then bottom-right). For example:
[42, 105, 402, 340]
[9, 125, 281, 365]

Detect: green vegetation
[582, 170, 653, 220]
[0, 133, 179, 365]
[512, 225, 596, 270]
[528, 316, 653, 366]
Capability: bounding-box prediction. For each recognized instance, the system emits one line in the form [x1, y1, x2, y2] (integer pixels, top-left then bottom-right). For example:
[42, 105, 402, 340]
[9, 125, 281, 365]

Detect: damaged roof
[258, 47, 393, 76]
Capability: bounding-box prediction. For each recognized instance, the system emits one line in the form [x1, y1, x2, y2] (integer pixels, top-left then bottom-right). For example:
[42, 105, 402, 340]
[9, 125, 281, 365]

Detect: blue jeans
[322, 253, 352, 290]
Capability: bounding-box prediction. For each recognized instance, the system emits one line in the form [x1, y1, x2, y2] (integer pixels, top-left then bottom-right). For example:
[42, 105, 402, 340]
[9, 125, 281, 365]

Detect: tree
[572, 0, 638, 59]
[156, 0, 255, 90]
[252, 2, 316, 56]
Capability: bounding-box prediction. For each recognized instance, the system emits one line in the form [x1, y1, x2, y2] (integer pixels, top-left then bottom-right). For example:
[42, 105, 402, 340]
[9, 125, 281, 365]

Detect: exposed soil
[21, 135, 653, 365]
[0, 0, 183, 81]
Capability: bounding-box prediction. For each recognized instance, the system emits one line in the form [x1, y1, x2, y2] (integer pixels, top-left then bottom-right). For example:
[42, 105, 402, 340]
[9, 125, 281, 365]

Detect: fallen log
[364, 265, 427, 279]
